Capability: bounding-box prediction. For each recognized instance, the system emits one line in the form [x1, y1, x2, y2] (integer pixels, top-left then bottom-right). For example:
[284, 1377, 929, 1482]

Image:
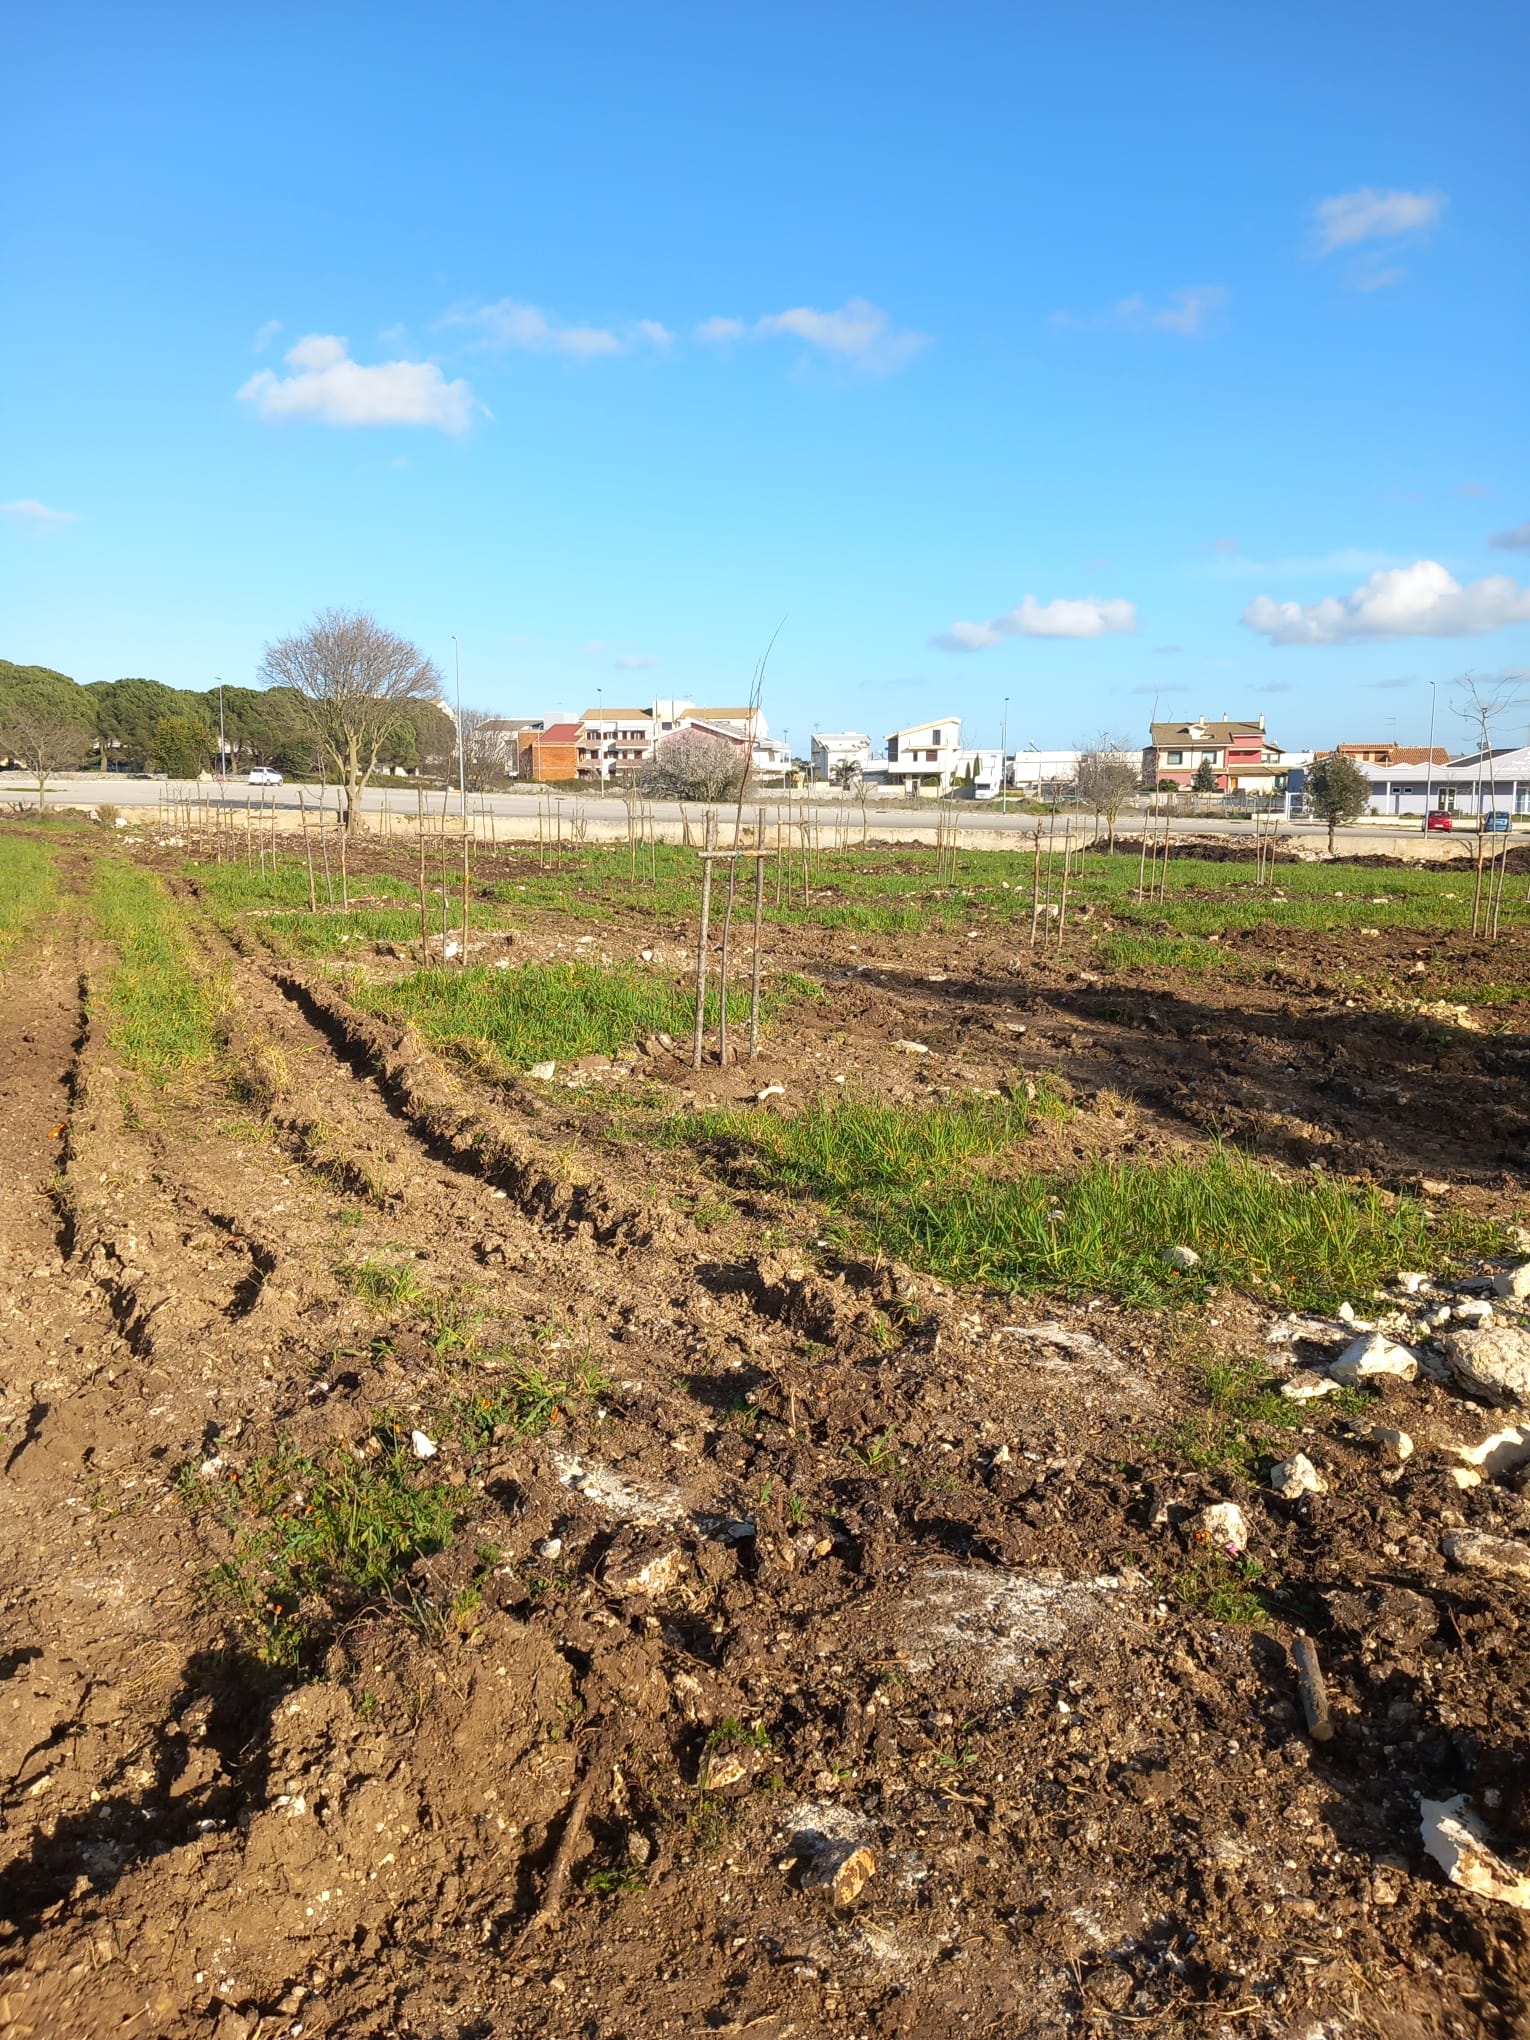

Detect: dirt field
[3, 816, 1530, 2039]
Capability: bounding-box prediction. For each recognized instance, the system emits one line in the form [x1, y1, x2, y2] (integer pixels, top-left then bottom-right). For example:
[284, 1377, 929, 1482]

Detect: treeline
[0, 660, 454, 779]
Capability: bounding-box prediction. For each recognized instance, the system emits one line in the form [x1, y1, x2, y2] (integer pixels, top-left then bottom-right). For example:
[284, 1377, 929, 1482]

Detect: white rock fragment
[755, 1084, 786, 1103]
[1360, 1425, 1413, 1463]
[1161, 1245, 1200, 1270]
[410, 1430, 438, 1460]
[1450, 1467, 1484, 1491]
[1446, 1426, 1530, 1480]
[894, 1040, 930, 1056]
[1197, 1501, 1249, 1557]
[537, 1537, 563, 1560]
[1442, 1530, 1530, 1579]
[1454, 1298, 1495, 1325]
[527, 1060, 557, 1081]
[1328, 1332, 1418, 1385]
[1281, 1375, 1338, 1401]
[1492, 1262, 1530, 1302]
[1269, 1453, 1327, 1498]
[1394, 1271, 1430, 1295]
[198, 1455, 225, 1479]
[1439, 1325, 1530, 1407]
[1422, 1797, 1530, 1911]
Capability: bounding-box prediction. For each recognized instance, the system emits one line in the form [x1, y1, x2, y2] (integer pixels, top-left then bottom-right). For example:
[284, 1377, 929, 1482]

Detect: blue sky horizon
[5, 0, 1527, 754]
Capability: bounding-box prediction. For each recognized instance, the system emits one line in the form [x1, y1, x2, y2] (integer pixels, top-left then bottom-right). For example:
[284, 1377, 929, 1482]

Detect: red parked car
[1424, 811, 1453, 832]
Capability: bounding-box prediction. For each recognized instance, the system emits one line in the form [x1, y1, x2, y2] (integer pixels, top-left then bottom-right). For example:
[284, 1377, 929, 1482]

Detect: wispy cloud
[932, 593, 1137, 652]
[614, 655, 658, 671]
[1314, 187, 1445, 254]
[0, 498, 79, 528]
[1051, 286, 1227, 337]
[696, 298, 929, 376]
[442, 299, 672, 359]
[1253, 680, 1295, 694]
[1490, 521, 1530, 550]
[238, 335, 480, 432]
[252, 319, 283, 352]
[1312, 187, 1444, 292]
[1363, 675, 1415, 690]
[1200, 546, 1397, 581]
[1242, 560, 1530, 646]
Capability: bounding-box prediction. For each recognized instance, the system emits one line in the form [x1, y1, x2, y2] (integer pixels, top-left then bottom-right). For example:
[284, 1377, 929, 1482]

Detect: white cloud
[614, 655, 658, 671]
[0, 498, 79, 527]
[443, 300, 672, 359]
[695, 316, 746, 344]
[252, 319, 283, 352]
[932, 594, 1137, 653]
[1350, 263, 1408, 292]
[238, 335, 480, 432]
[1491, 521, 1530, 550]
[1242, 560, 1530, 646]
[697, 298, 928, 375]
[1052, 286, 1227, 337]
[1314, 187, 1444, 254]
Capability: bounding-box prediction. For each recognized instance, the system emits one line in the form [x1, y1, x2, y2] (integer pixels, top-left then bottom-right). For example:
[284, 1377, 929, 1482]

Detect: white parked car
[247, 767, 284, 787]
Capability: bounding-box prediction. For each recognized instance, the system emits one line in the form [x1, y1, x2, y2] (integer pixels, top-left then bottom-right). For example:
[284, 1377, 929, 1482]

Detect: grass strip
[91, 858, 221, 1075]
[353, 960, 814, 1070]
[677, 1096, 1500, 1309]
[0, 834, 60, 967]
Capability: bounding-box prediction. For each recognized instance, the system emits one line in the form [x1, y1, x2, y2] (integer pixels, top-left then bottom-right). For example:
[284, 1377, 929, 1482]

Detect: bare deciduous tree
[261, 609, 443, 830]
[633, 727, 748, 803]
[0, 706, 93, 809]
[459, 709, 517, 791]
[1073, 734, 1142, 850]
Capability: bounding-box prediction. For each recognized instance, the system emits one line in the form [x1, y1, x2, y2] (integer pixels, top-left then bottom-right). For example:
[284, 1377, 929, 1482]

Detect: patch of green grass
[183, 1435, 467, 1666]
[448, 1351, 611, 1446]
[1171, 1552, 1268, 1625]
[91, 859, 221, 1075]
[585, 1867, 647, 1898]
[1096, 931, 1228, 972]
[341, 1255, 430, 1310]
[845, 1429, 902, 1476]
[0, 834, 60, 967]
[1157, 1350, 1303, 1475]
[352, 960, 815, 1071]
[675, 1095, 1502, 1310]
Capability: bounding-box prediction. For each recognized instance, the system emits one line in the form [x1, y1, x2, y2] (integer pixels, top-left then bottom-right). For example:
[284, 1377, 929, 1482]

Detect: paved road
[0, 771, 1483, 853]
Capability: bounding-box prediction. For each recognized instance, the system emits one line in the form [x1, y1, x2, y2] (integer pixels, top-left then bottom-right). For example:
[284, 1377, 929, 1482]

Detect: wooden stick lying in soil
[1292, 1632, 1334, 1742]
[513, 1723, 619, 1948]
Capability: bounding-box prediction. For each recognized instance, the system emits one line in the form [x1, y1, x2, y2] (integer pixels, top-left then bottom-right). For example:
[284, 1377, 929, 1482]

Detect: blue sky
[5, 0, 1527, 753]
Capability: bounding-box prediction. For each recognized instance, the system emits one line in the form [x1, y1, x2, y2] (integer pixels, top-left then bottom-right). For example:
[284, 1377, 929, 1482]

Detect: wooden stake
[416, 786, 430, 958]
[749, 807, 766, 1061]
[718, 850, 739, 1065]
[1292, 1632, 1334, 1742]
[692, 813, 714, 1069]
[298, 788, 317, 911]
[338, 787, 350, 908]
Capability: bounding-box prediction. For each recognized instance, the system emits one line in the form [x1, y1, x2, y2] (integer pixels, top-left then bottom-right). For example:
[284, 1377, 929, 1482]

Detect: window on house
[1167, 751, 1183, 765]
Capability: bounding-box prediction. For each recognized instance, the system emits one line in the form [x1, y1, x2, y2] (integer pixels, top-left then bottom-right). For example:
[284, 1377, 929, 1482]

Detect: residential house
[1334, 742, 1449, 767]
[518, 721, 581, 783]
[1143, 716, 1286, 793]
[951, 748, 1004, 800]
[878, 716, 963, 796]
[810, 732, 872, 783]
[575, 708, 656, 783]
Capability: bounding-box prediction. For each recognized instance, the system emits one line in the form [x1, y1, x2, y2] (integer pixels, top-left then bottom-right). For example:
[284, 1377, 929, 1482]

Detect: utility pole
[451, 635, 467, 824]
[1001, 696, 1009, 813]
[1423, 679, 1438, 826]
[216, 678, 227, 784]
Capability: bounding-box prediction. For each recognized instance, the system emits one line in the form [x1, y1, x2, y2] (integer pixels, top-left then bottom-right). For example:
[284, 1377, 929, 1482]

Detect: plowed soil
[3, 826, 1530, 2040]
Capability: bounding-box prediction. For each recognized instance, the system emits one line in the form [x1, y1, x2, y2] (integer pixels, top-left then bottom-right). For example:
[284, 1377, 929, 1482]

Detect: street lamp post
[1000, 696, 1009, 814]
[1423, 680, 1438, 825]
